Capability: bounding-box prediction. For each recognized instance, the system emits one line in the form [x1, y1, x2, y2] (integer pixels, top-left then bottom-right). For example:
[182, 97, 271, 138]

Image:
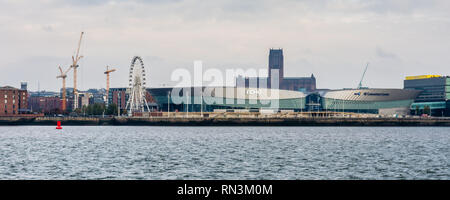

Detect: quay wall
[0, 116, 450, 126]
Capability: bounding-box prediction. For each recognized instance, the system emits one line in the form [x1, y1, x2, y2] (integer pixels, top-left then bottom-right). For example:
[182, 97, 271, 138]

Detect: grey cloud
[358, 0, 440, 14]
[41, 25, 54, 32]
[376, 47, 398, 59]
[1, 0, 450, 91]
[58, 0, 183, 6]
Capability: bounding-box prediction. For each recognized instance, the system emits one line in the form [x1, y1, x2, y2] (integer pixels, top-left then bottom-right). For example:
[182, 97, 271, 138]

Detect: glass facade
[404, 76, 447, 102]
[151, 95, 306, 112]
[404, 76, 450, 116]
[322, 98, 414, 114]
[410, 102, 447, 116]
[411, 101, 446, 110]
[446, 79, 450, 100]
[148, 87, 417, 115]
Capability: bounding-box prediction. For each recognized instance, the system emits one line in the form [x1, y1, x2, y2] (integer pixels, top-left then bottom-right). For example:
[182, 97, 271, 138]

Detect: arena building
[147, 87, 420, 115]
[320, 89, 421, 115]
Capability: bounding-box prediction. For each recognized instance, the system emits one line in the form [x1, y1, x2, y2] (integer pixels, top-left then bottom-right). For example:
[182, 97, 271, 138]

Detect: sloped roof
[0, 86, 19, 90]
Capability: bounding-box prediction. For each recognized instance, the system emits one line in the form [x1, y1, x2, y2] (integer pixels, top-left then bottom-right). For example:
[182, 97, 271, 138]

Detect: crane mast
[357, 62, 369, 89]
[71, 32, 84, 110]
[104, 66, 116, 106]
[57, 66, 72, 112]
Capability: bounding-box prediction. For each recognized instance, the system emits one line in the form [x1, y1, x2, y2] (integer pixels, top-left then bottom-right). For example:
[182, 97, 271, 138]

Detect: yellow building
[405, 75, 441, 80]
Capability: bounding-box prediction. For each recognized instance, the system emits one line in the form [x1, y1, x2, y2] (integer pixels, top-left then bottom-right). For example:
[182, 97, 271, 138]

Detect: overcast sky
[1, 0, 449, 91]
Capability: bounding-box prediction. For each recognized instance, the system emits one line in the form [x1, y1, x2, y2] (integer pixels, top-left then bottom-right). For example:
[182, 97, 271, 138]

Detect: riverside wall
[0, 116, 450, 126]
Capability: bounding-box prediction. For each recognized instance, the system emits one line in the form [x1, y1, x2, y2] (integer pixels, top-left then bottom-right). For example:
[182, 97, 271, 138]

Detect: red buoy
[56, 121, 62, 129]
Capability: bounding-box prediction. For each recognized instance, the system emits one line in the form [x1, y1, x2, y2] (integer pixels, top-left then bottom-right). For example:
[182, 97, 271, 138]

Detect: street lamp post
[186, 91, 189, 118]
[167, 91, 170, 118]
[201, 92, 203, 118]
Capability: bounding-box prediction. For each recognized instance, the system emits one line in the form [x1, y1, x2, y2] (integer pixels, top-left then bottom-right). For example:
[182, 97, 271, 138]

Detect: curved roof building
[321, 89, 421, 115]
[147, 87, 420, 115]
[148, 87, 306, 112]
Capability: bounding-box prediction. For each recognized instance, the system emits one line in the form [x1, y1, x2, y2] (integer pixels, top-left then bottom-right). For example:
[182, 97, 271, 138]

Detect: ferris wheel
[125, 56, 150, 115]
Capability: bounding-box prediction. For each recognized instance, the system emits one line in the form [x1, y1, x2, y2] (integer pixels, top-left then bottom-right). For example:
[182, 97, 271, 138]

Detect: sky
[0, 0, 449, 91]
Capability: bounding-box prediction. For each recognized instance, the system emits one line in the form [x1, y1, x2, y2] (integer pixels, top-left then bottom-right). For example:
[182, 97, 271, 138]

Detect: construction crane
[57, 66, 72, 111]
[104, 66, 116, 105]
[71, 32, 84, 110]
[357, 62, 369, 89]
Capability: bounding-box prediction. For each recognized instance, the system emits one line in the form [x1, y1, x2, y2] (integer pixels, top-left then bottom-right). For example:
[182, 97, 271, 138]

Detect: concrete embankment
[0, 116, 450, 126]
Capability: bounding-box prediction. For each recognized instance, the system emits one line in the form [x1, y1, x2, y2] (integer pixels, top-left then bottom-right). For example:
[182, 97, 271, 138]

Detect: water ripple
[0, 126, 449, 180]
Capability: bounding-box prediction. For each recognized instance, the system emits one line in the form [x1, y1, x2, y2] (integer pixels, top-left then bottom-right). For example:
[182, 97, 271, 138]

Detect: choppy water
[0, 126, 449, 180]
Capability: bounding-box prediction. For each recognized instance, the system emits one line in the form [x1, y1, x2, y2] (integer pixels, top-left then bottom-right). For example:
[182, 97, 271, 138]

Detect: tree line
[74, 103, 120, 116]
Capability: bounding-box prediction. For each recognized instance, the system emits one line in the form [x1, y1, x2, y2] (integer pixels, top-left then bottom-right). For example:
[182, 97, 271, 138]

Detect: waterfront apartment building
[0, 86, 28, 116]
[404, 75, 450, 116]
[237, 49, 316, 92]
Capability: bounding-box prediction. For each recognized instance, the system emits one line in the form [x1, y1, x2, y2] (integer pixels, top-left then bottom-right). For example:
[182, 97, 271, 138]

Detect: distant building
[404, 75, 450, 116]
[28, 89, 66, 113]
[56, 88, 105, 111]
[0, 86, 28, 116]
[29, 90, 60, 97]
[28, 96, 61, 114]
[86, 88, 106, 105]
[61, 87, 74, 111]
[108, 88, 129, 111]
[78, 92, 92, 108]
[237, 49, 316, 92]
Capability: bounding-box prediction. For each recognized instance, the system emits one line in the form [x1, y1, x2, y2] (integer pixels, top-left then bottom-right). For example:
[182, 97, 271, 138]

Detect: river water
[0, 126, 448, 179]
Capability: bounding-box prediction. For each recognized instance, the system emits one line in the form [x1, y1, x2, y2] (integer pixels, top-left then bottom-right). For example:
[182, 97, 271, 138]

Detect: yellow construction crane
[104, 66, 116, 105]
[71, 32, 84, 109]
[57, 66, 72, 112]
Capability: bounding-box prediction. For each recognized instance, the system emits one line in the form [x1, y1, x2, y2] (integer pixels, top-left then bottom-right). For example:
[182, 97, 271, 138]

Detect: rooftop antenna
[357, 62, 369, 89]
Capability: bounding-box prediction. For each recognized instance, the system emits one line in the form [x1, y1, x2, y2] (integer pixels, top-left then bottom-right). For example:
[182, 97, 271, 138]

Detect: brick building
[28, 96, 61, 114]
[0, 86, 28, 116]
[108, 88, 129, 111]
